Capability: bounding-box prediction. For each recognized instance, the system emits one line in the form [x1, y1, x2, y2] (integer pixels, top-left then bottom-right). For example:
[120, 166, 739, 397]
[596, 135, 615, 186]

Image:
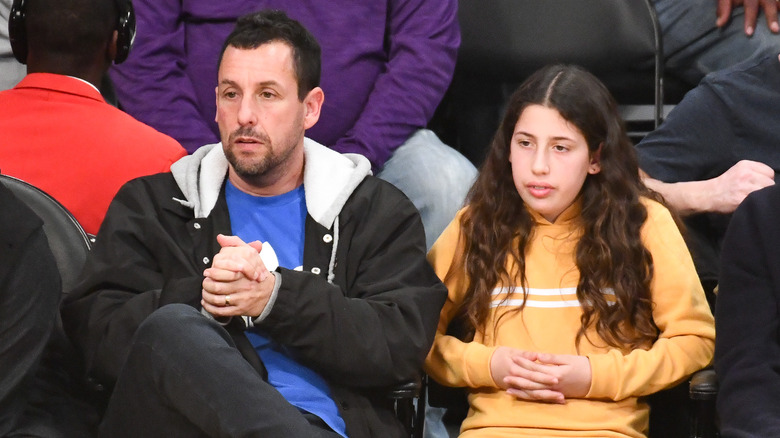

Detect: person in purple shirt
[109, 0, 477, 248]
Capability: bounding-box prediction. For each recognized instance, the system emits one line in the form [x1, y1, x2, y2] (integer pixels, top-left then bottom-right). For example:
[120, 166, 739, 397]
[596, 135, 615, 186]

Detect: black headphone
[8, 0, 136, 64]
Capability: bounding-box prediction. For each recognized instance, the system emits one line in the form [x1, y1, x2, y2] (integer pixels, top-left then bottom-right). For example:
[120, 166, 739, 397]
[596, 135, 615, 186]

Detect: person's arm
[716, 185, 780, 436]
[109, 1, 217, 152]
[641, 160, 775, 215]
[0, 204, 60, 435]
[635, 74, 776, 214]
[254, 179, 447, 387]
[423, 214, 503, 389]
[717, 0, 779, 35]
[61, 176, 210, 386]
[330, 0, 459, 171]
[584, 201, 715, 401]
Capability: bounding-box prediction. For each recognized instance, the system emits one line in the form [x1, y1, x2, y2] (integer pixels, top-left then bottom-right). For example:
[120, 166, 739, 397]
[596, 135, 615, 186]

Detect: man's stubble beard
[224, 123, 301, 181]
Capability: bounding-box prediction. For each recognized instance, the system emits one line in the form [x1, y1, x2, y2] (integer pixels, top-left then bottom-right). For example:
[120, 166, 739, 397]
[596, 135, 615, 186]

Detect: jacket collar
[14, 73, 104, 103]
[170, 138, 371, 229]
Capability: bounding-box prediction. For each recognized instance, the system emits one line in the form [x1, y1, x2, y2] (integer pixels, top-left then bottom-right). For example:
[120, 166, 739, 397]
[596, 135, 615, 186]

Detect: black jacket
[62, 141, 447, 437]
[716, 183, 780, 437]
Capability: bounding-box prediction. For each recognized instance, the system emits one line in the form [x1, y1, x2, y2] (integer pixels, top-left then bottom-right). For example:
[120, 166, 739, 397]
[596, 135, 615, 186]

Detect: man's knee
[382, 129, 476, 195]
[133, 304, 203, 347]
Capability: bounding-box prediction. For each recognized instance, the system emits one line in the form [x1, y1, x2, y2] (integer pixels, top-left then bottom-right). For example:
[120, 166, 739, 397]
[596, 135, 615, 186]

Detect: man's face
[215, 42, 320, 186]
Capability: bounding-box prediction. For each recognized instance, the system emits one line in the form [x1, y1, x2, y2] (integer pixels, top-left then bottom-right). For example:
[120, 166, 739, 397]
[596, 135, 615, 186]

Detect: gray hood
[169, 137, 372, 229]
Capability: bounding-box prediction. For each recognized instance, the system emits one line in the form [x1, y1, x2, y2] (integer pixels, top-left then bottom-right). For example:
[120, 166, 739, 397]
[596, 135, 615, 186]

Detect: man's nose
[237, 97, 258, 126]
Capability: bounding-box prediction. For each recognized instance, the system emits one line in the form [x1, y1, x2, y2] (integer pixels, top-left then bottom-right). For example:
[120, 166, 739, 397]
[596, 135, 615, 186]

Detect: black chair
[0, 174, 91, 293]
[689, 369, 718, 438]
[390, 376, 426, 438]
[432, 0, 675, 165]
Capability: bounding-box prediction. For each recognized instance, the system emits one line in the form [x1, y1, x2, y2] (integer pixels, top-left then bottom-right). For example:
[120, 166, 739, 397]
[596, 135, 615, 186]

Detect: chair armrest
[689, 368, 719, 438]
[689, 368, 718, 401]
[387, 376, 425, 438]
[388, 378, 421, 400]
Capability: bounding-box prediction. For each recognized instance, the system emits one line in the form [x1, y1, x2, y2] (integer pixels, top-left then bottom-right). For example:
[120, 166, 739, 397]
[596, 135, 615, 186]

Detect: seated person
[716, 183, 780, 436]
[109, 0, 477, 248]
[635, 53, 780, 288]
[0, 0, 185, 235]
[654, 0, 780, 86]
[62, 10, 446, 437]
[0, 179, 62, 436]
[424, 65, 715, 437]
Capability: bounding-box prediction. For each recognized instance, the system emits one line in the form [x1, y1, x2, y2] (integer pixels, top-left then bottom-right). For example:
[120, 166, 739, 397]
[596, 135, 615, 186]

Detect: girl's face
[509, 104, 600, 223]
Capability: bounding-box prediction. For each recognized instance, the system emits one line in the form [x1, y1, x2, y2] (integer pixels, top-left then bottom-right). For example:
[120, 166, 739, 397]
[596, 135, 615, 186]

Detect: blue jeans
[655, 0, 780, 85]
[377, 129, 477, 249]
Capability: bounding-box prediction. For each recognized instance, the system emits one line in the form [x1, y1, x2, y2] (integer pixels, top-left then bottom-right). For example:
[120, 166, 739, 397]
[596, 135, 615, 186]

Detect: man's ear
[302, 87, 324, 130]
[214, 86, 219, 122]
[588, 143, 602, 174]
[107, 30, 119, 63]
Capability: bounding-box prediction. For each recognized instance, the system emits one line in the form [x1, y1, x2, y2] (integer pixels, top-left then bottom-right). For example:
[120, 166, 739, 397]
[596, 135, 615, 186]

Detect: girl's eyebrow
[513, 130, 576, 143]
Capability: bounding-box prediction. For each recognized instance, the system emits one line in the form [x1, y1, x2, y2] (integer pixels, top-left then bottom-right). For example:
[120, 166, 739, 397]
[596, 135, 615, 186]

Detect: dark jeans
[100, 304, 341, 438]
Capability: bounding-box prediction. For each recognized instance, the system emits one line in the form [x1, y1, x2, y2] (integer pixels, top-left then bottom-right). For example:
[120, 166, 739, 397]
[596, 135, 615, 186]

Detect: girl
[424, 65, 715, 438]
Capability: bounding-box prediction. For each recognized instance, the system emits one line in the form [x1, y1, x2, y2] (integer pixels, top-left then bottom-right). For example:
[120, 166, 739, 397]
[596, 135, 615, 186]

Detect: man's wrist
[249, 271, 281, 326]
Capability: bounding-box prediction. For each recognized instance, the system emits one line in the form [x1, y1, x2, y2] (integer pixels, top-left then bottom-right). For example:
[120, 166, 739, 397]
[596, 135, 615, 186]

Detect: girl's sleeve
[585, 201, 715, 401]
[423, 214, 500, 389]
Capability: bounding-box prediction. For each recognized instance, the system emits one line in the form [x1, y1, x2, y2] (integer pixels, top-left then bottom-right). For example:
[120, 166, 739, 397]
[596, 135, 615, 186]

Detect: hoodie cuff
[584, 351, 618, 399]
[464, 343, 500, 388]
[250, 271, 282, 327]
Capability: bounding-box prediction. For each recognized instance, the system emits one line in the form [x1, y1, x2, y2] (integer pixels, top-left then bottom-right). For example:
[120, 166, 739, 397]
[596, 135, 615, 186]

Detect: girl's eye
[519, 140, 532, 148]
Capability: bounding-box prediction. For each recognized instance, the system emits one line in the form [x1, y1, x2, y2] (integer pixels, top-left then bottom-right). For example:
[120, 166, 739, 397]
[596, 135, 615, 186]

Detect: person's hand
[530, 352, 592, 399]
[708, 160, 775, 213]
[201, 234, 274, 318]
[717, 0, 780, 35]
[490, 347, 564, 403]
[490, 347, 593, 403]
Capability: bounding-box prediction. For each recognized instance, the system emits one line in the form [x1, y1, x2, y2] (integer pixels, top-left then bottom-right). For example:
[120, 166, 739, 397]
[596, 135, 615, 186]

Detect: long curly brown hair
[452, 65, 662, 350]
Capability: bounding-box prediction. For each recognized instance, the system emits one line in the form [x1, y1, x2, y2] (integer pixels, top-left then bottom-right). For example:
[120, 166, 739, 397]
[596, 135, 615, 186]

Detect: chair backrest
[435, 0, 665, 164]
[457, 0, 663, 118]
[0, 175, 91, 295]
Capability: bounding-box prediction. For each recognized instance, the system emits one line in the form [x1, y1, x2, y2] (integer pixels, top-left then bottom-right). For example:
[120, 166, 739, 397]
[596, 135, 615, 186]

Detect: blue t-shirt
[226, 181, 347, 437]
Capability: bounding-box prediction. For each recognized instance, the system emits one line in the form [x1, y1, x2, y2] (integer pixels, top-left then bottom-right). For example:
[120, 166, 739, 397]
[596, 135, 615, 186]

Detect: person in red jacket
[0, 0, 185, 235]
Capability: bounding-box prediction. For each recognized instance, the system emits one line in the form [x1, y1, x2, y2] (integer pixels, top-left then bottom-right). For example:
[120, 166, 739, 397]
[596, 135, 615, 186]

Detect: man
[635, 53, 780, 288]
[654, 0, 780, 86]
[0, 179, 62, 436]
[715, 183, 780, 436]
[0, 0, 185, 235]
[108, 0, 477, 248]
[62, 10, 446, 437]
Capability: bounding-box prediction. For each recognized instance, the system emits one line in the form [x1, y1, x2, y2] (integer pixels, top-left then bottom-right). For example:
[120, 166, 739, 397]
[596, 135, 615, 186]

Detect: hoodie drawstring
[327, 216, 339, 283]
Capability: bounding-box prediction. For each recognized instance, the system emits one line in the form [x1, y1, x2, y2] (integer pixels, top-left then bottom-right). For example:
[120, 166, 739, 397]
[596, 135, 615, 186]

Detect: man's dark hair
[219, 10, 322, 101]
[26, 0, 117, 65]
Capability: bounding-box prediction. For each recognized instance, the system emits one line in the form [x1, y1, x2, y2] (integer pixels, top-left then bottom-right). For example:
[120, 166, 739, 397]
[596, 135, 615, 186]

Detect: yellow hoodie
[424, 198, 714, 438]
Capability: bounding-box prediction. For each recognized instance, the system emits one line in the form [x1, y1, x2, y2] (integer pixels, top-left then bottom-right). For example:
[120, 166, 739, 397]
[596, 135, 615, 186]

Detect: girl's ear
[588, 143, 602, 175]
